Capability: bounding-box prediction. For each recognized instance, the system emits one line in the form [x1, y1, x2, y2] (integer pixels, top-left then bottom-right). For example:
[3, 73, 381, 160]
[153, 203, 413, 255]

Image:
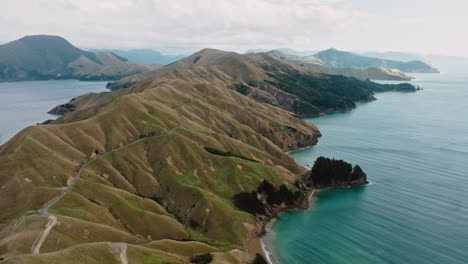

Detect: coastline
[247, 188, 317, 264]
[250, 103, 373, 263]
[260, 237, 276, 264]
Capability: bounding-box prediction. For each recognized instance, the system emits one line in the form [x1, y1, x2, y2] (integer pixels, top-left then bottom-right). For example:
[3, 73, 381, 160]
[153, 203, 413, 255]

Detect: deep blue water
[0, 80, 108, 144]
[267, 73, 468, 263]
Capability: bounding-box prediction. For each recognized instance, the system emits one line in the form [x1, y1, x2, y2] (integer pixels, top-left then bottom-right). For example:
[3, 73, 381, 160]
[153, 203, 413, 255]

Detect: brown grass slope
[109, 48, 415, 117]
[0, 54, 320, 262]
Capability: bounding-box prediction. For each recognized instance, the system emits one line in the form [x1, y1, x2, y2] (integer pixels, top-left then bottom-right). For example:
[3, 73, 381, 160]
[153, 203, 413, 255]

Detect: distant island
[0, 35, 148, 82]
[265, 50, 415, 81]
[314, 48, 440, 73]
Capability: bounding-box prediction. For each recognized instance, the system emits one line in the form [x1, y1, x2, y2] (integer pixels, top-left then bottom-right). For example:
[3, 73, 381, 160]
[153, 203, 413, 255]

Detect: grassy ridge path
[31, 124, 183, 255]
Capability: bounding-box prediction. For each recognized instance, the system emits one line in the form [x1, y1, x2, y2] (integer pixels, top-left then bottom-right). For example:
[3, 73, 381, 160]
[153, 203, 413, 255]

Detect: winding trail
[31, 124, 183, 255]
[30, 215, 57, 254]
[117, 243, 128, 264]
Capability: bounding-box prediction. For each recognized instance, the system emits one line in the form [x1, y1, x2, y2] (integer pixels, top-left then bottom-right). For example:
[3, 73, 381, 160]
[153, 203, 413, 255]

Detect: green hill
[110, 48, 416, 117]
[0, 35, 148, 82]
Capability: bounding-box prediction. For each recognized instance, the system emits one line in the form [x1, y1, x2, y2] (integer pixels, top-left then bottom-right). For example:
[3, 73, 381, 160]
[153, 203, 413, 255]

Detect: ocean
[266, 73, 468, 263]
[0, 80, 108, 144]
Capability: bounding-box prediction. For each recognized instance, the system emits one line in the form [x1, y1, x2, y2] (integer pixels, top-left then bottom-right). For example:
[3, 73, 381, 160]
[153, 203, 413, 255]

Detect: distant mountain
[246, 48, 317, 56]
[314, 48, 439, 73]
[361, 51, 425, 62]
[245, 48, 270, 54]
[275, 48, 318, 57]
[361, 51, 468, 74]
[92, 49, 187, 65]
[266, 50, 412, 81]
[0, 35, 148, 82]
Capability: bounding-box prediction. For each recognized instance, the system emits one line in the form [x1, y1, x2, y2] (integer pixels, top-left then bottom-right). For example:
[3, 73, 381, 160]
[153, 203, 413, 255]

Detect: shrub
[252, 254, 268, 264]
[190, 253, 213, 264]
[204, 147, 258, 162]
[233, 191, 265, 215]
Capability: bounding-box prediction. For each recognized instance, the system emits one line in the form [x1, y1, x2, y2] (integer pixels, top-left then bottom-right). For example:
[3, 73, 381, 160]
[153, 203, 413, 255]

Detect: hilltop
[0, 35, 148, 82]
[0, 48, 415, 263]
[109, 48, 416, 117]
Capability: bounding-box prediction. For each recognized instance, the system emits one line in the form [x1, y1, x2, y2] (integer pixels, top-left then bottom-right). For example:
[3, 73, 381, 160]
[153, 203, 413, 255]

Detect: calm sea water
[267, 73, 468, 264]
[0, 80, 108, 144]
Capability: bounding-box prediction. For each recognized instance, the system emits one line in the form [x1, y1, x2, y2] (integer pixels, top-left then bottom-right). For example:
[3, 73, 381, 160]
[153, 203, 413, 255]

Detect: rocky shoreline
[249, 154, 369, 263]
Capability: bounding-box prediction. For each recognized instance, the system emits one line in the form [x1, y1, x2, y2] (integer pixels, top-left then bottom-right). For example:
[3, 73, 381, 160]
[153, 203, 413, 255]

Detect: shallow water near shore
[267, 73, 468, 263]
[0, 80, 108, 144]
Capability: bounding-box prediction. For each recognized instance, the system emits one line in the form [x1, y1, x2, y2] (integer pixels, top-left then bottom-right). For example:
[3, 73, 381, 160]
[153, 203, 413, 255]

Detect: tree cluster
[252, 254, 268, 264]
[309, 156, 367, 188]
[233, 180, 303, 215]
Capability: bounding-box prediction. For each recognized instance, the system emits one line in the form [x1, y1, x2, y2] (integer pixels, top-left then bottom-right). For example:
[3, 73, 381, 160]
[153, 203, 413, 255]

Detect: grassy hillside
[109, 48, 416, 117]
[0, 48, 417, 262]
[0, 35, 148, 82]
[0, 57, 320, 262]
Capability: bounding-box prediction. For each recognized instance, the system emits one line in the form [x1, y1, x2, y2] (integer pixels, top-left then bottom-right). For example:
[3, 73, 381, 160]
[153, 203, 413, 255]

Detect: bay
[267, 73, 468, 264]
[0, 80, 108, 144]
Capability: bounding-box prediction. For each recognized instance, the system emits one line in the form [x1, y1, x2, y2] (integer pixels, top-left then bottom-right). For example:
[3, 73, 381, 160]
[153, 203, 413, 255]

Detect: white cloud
[0, 0, 365, 53]
[0, 0, 467, 56]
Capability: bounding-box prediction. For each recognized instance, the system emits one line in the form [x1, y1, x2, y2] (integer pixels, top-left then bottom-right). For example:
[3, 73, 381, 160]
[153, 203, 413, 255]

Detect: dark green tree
[252, 254, 268, 264]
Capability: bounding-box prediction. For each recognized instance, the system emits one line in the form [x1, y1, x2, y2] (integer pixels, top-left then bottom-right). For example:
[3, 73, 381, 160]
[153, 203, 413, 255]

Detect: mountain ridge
[265, 50, 413, 81]
[109, 48, 417, 117]
[315, 48, 440, 73]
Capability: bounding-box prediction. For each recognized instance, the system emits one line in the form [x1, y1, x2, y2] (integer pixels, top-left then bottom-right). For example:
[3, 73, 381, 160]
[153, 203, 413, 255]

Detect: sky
[1, 0, 467, 55]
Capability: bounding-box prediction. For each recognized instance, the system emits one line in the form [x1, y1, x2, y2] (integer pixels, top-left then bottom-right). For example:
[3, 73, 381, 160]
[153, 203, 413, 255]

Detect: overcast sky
[1, 0, 467, 55]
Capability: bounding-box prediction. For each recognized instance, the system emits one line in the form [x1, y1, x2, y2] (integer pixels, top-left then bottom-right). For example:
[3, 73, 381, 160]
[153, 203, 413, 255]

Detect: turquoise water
[0, 80, 108, 144]
[267, 73, 468, 263]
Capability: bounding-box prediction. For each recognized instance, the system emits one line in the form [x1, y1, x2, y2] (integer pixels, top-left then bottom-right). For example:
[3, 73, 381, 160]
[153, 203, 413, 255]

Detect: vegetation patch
[204, 147, 258, 162]
[252, 254, 268, 264]
[190, 253, 213, 264]
[308, 156, 368, 188]
[264, 71, 415, 116]
[231, 83, 250, 95]
[233, 180, 302, 215]
[193, 56, 201, 64]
